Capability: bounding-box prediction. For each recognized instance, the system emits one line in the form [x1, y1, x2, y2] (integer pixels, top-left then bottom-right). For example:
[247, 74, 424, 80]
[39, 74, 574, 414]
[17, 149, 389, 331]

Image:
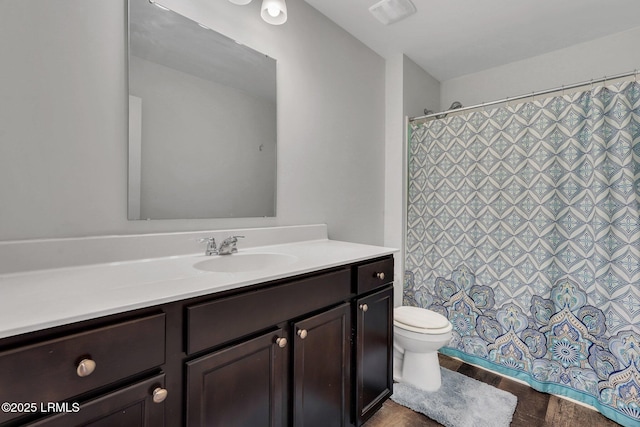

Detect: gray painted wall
[403, 55, 441, 119]
[384, 54, 441, 304]
[441, 27, 640, 108]
[0, 0, 385, 244]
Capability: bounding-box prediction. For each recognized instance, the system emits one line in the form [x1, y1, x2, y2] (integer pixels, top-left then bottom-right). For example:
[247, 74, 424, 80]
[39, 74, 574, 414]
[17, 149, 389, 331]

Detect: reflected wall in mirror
[128, 0, 277, 220]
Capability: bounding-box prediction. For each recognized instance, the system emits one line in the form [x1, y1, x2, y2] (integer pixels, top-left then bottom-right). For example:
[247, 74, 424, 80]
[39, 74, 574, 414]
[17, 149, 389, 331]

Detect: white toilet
[393, 306, 453, 392]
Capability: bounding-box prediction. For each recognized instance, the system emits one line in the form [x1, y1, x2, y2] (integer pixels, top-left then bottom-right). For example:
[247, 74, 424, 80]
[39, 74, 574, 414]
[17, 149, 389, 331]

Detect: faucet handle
[218, 236, 244, 255]
[198, 237, 218, 255]
[221, 235, 244, 244]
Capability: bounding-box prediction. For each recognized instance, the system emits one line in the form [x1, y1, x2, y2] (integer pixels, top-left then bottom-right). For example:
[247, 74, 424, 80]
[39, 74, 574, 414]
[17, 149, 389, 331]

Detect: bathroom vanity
[0, 229, 395, 427]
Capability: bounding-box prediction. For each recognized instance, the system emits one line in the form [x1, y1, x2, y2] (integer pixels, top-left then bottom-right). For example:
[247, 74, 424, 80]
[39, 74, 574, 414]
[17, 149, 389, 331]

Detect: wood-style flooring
[363, 354, 621, 427]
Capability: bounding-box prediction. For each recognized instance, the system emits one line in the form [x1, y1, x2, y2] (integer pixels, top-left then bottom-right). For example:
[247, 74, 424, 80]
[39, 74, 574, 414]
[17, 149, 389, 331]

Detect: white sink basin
[193, 253, 299, 273]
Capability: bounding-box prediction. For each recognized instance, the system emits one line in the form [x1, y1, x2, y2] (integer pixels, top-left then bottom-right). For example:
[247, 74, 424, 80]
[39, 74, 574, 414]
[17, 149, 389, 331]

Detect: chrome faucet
[198, 237, 218, 256]
[218, 235, 244, 255]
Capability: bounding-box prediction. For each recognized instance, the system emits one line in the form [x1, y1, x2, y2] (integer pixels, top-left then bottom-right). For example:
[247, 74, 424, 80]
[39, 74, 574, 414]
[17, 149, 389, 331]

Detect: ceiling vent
[369, 0, 416, 25]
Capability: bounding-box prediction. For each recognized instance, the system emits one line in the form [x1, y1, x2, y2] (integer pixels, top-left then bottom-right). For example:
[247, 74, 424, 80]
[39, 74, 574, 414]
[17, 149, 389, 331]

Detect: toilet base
[393, 350, 403, 382]
[400, 350, 442, 392]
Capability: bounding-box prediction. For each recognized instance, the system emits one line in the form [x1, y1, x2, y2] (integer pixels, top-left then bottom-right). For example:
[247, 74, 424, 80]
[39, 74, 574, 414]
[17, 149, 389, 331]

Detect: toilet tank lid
[394, 306, 450, 329]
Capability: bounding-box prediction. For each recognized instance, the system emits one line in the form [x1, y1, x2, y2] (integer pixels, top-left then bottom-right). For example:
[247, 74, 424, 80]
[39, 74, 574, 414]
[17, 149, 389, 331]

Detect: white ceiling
[304, 0, 640, 82]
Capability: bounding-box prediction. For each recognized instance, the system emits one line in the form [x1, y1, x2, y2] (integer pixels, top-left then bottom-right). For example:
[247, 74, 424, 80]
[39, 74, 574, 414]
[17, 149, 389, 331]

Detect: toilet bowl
[393, 306, 452, 392]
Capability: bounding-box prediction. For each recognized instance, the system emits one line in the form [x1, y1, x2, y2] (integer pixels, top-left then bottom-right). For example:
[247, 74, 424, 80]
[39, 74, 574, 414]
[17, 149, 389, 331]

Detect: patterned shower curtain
[405, 80, 640, 426]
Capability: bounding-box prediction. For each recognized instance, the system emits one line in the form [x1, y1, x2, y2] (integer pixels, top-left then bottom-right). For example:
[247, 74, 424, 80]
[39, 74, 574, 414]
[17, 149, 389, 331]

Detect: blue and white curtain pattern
[405, 81, 640, 426]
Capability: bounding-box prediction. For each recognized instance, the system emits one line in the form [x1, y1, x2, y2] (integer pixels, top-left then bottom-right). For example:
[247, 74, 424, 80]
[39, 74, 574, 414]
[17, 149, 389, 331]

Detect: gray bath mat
[391, 367, 517, 427]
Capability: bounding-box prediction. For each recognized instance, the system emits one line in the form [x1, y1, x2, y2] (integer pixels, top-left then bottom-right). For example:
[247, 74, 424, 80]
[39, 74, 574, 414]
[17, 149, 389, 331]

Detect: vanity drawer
[26, 373, 166, 427]
[356, 257, 394, 294]
[0, 313, 165, 424]
[187, 269, 351, 354]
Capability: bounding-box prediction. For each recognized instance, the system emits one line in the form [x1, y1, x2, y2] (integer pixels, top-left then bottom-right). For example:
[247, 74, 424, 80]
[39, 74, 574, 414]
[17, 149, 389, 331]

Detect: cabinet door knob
[297, 329, 308, 339]
[152, 387, 168, 404]
[376, 272, 385, 280]
[359, 304, 369, 312]
[275, 337, 287, 348]
[76, 358, 96, 377]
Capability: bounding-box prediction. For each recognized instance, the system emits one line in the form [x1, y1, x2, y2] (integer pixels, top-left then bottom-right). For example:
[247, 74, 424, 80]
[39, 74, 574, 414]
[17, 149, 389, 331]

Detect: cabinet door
[293, 303, 351, 427]
[355, 287, 393, 426]
[185, 328, 288, 427]
[26, 374, 166, 427]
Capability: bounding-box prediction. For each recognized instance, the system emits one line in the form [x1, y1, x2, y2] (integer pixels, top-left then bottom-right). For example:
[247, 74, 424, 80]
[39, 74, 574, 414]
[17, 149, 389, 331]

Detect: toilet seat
[394, 306, 451, 333]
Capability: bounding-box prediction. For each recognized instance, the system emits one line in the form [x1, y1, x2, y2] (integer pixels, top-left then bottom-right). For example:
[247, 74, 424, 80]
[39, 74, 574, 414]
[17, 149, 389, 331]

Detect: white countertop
[0, 239, 396, 339]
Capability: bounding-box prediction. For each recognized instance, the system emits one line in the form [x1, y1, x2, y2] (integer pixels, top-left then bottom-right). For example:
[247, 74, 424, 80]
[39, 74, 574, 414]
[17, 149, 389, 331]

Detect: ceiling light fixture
[228, 0, 287, 25]
[369, 0, 416, 26]
[260, 0, 287, 25]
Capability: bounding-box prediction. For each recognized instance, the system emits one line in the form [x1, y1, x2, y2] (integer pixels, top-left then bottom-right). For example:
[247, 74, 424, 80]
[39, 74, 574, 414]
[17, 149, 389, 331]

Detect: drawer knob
[275, 337, 287, 348]
[359, 303, 369, 312]
[76, 358, 96, 377]
[152, 387, 168, 404]
[376, 272, 385, 280]
[297, 329, 308, 339]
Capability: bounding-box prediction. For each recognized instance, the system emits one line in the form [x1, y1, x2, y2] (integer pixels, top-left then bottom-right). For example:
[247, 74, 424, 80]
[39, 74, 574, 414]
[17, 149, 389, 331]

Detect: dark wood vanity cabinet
[0, 255, 394, 427]
[0, 313, 167, 427]
[185, 328, 288, 427]
[355, 287, 394, 425]
[293, 303, 351, 427]
[26, 374, 167, 427]
[184, 269, 353, 427]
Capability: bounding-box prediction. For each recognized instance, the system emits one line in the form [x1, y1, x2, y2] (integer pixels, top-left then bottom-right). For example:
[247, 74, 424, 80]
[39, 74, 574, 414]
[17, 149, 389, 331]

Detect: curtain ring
[590, 79, 594, 90]
[635, 69, 638, 82]
[604, 75, 607, 86]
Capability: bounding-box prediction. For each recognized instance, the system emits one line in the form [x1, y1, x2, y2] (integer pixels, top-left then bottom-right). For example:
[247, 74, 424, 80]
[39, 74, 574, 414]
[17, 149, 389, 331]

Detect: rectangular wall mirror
[128, 0, 277, 220]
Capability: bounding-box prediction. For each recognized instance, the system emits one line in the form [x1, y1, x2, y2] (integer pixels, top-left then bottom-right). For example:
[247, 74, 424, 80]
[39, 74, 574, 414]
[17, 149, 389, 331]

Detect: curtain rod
[409, 69, 639, 123]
